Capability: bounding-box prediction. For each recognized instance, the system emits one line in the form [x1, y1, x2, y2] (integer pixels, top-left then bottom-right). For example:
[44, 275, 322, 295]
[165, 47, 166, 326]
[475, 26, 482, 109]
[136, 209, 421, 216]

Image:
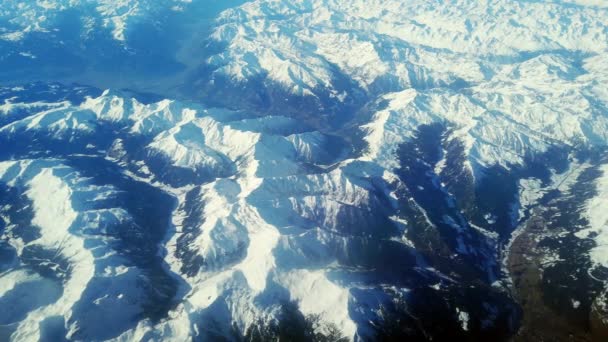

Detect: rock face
[0, 1, 608, 341]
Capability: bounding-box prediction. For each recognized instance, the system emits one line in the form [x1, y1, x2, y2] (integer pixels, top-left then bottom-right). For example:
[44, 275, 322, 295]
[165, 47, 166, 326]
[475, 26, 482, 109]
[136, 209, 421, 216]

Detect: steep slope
[3, 78, 605, 340]
[0, 84, 522, 340]
[0, 159, 179, 341]
[203, 0, 608, 120]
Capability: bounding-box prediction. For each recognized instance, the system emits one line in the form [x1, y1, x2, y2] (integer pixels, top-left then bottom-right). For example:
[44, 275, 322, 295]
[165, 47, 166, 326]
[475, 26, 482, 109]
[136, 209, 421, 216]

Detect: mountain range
[1, 0, 608, 341]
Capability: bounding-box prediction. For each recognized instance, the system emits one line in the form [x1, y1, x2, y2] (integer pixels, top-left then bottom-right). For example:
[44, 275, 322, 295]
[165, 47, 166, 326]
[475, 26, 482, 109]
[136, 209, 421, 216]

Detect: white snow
[279, 269, 357, 337]
[1, 0, 608, 340]
[5, 165, 95, 341]
[457, 308, 470, 331]
[0, 160, 158, 341]
[518, 178, 545, 220]
[577, 164, 608, 268]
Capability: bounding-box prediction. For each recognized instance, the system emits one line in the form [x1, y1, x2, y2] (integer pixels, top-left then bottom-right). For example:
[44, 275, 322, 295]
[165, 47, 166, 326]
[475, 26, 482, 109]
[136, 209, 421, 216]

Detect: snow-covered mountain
[1, 1, 608, 341]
